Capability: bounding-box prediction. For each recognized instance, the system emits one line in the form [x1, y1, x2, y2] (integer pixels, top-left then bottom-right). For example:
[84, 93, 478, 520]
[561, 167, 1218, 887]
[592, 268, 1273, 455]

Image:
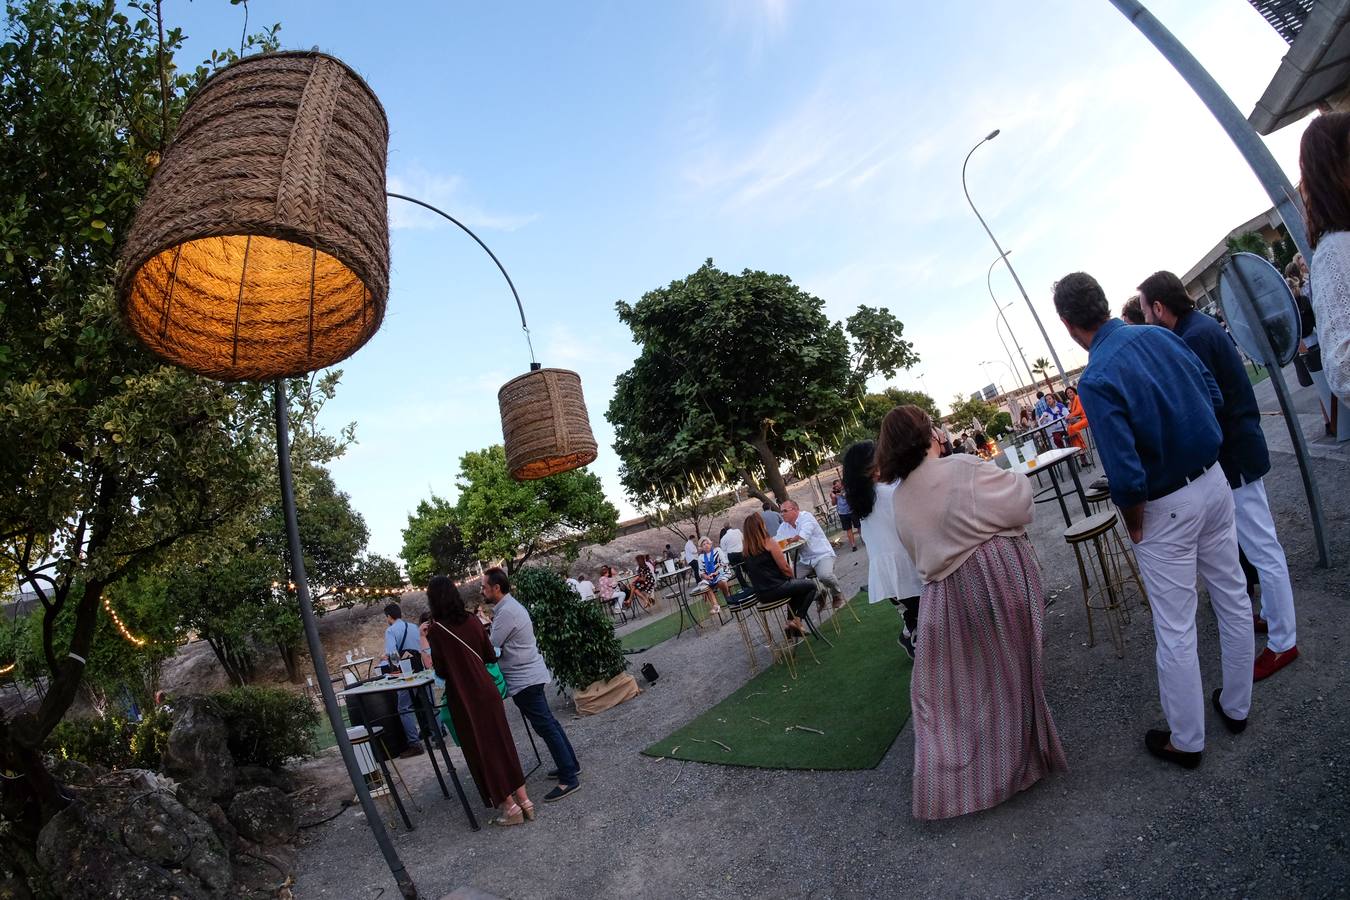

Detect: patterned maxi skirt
[911, 534, 1068, 820]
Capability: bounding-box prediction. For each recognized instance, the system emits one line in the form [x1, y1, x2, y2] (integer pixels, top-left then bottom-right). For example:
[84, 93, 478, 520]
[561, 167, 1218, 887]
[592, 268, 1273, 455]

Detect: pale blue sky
[172, 0, 1306, 563]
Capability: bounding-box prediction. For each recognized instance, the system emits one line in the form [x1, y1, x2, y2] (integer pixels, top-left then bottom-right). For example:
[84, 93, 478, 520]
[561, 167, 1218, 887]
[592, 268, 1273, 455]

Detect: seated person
[739, 514, 817, 638]
[572, 574, 596, 601]
[694, 537, 732, 614]
[597, 565, 629, 613]
[631, 555, 657, 609]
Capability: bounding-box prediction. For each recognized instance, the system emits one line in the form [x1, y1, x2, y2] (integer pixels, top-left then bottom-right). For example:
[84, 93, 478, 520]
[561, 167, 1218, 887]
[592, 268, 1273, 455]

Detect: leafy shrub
[987, 411, 1013, 440]
[46, 707, 172, 770]
[213, 685, 319, 769]
[513, 567, 627, 693]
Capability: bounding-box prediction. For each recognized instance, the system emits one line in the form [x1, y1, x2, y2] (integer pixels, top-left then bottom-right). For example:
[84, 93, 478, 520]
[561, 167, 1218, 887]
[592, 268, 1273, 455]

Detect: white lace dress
[858, 480, 923, 603]
[1310, 231, 1350, 402]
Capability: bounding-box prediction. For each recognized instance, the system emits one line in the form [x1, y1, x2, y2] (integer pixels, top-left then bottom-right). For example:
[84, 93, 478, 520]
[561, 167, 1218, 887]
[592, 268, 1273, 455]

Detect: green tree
[607, 260, 919, 509]
[513, 568, 627, 693]
[840, 387, 939, 447]
[0, 0, 281, 854]
[947, 395, 1001, 435]
[1226, 231, 1271, 260]
[401, 493, 477, 585]
[455, 446, 618, 573]
[1031, 357, 1055, 394]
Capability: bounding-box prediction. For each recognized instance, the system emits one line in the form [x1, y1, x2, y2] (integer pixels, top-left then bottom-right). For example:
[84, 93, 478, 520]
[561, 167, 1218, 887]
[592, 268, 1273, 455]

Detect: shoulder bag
[437, 621, 509, 699]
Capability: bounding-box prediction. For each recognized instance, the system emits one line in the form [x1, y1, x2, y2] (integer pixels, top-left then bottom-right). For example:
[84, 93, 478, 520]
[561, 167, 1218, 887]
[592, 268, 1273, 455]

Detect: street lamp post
[987, 252, 1037, 388]
[963, 131, 1070, 388]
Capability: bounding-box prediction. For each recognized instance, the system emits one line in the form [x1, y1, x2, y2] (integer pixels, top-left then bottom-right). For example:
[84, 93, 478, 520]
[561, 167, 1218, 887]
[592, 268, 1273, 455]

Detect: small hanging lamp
[498, 365, 598, 479]
[117, 51, 390, 381]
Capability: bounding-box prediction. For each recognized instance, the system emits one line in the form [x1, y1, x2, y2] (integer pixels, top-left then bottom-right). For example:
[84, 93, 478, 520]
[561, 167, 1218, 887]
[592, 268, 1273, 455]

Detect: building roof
[1180, 206, 1284, 288]
[1249, 0, 1350, 134]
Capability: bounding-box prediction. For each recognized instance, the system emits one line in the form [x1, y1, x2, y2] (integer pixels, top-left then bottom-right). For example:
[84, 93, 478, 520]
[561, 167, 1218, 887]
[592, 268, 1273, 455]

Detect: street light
[987, 251, 1036, 389]
[963, 130, 1069, 389]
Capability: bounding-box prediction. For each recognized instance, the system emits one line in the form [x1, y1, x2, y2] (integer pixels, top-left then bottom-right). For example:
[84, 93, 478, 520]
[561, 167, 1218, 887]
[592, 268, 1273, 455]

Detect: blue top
[1077, 319, 1223, 508]
[1172, 310, 1270, 488]
[835, 492, 852, 516]
[384, 618, 416, 664]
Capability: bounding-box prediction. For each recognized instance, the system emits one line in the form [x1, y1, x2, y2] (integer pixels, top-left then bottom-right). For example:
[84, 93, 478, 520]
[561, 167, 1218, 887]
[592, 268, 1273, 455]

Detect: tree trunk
[737, 468, 777, 510]
[748, 437, 789, 503]
[279, 643, 302, 684]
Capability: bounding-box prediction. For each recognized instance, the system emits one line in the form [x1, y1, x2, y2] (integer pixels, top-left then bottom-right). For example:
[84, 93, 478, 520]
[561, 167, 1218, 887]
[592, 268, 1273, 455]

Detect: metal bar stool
[754, 596, 820, 679]
[1064, 510, 1149, 657]
[347, 725, 415, 830]
[1084, 487, 1112, 515]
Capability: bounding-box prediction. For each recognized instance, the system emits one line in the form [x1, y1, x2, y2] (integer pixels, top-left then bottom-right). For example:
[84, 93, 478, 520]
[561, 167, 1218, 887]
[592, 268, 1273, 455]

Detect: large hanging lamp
[117, 51, 389, 380]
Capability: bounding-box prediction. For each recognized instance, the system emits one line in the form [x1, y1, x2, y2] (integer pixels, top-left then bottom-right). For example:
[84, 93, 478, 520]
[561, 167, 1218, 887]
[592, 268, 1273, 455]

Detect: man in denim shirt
[1054, 272, 1254, 770]
[1138, 270, 1298, 682]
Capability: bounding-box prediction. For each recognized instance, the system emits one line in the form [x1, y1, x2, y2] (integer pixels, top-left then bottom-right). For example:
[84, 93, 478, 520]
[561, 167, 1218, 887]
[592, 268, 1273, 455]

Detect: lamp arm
[386, 191, 538, 368]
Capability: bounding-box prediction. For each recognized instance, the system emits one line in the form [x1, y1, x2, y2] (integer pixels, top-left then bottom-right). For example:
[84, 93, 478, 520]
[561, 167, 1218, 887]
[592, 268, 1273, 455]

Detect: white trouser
[1131, 464, 1255, 752]
[1232, 478, 1298, 653]
[801, 555, 842, 598]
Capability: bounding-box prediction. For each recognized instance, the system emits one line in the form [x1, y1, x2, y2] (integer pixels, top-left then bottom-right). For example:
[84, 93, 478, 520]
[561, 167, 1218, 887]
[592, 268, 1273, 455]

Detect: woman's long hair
[428, 575, 469, 625]
[742, 511, 772, 558]
[841, 440, 878, 519]
[1300, 112, 1350, 249]
[877, 405, 934, 482]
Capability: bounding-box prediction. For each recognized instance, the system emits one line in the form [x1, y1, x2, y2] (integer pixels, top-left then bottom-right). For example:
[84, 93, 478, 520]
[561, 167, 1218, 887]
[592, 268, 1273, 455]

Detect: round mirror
[1216, 252, 1301, 367]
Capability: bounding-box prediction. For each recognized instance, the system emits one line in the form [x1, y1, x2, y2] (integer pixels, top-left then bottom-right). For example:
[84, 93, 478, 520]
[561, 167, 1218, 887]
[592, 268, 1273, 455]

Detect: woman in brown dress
[425, 575, 534, 826]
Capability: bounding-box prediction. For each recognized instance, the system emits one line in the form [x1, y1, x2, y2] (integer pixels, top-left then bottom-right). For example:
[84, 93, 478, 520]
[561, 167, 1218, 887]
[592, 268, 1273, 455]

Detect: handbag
[437, 621, 509, 699]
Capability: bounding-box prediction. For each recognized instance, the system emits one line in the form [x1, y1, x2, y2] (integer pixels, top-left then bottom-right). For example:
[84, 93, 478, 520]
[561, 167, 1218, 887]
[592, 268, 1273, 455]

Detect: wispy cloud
[387, 166, 540, 232]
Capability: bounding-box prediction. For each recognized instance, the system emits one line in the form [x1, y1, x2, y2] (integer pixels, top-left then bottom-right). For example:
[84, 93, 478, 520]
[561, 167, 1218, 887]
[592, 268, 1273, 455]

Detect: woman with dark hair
[424, 575, 534, 826]
[841, 440, 923, 658]
[1299, 111, 1350, 402]
[876, 405, 1066, 821]
[739, 513, 817, 638]
[631, 554, 657, 609]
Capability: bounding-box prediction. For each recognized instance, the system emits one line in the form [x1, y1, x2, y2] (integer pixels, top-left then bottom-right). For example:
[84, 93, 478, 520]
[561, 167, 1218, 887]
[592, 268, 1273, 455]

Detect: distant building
[1180, 206, 1286, 313]
[1248, 0, 1350, 134]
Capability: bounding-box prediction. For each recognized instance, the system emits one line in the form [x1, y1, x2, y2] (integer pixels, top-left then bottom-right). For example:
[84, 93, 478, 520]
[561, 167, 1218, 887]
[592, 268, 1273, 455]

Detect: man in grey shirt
[759, 501, 783, 535]
[483, 567, 581, 801]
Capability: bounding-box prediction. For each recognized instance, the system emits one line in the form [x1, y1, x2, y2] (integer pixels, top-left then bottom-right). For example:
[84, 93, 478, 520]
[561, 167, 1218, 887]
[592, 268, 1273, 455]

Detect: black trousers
[759, 579, 817, 618]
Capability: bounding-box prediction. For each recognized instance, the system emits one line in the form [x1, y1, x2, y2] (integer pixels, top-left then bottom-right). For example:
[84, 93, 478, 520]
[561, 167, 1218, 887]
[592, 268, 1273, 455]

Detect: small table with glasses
[1015, 445, 1091, 526]
[339, 670, 480, 832]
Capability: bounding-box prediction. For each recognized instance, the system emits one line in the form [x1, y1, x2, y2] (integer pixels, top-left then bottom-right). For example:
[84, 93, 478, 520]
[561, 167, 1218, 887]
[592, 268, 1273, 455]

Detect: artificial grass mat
[620, 603, 714, 651]
[642, 591, 912, 770]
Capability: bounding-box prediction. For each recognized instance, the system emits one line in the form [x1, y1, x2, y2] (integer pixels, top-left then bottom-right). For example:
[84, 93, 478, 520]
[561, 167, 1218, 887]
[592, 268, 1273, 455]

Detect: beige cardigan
[894, 454, 1033, 583]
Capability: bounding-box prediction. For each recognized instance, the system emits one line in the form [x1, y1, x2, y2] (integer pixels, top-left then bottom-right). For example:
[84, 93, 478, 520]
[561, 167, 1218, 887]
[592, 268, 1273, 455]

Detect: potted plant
[512, 568, 639, 715]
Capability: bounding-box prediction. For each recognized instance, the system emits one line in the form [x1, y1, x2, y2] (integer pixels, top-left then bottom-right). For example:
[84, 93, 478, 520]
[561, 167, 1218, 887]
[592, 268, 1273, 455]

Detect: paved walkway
[293, 386, 1349, 898]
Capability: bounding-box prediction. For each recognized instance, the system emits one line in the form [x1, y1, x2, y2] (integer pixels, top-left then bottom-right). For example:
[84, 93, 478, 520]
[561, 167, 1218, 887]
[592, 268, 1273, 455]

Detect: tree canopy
[607, 260, 919, 508]
[405, 445, 618, 576]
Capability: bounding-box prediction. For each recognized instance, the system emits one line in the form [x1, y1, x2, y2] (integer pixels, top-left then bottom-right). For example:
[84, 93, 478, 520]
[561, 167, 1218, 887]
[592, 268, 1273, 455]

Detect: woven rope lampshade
[117, 51, 389, 381]
[499, 367, 598, 479]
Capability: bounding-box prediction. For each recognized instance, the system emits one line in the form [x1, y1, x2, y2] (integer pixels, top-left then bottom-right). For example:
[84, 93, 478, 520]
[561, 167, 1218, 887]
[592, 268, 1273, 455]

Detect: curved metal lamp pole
[386, 191, 539, 370]
[987, 251, 1036, 388]
[962, 131, 1069, 389]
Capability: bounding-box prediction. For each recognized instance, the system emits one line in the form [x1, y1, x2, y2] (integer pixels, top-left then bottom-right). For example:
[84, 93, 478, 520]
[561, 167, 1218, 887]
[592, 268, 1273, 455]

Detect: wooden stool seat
[1063, 510, 1149, 657]
[1064, 510, 1118, 542]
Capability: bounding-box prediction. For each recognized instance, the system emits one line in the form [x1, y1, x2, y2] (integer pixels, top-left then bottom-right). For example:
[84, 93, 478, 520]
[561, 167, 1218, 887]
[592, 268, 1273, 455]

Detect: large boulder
[227, 786, 297, 845]
[163, 696, 236, 800]
[37, 769, 233, 899]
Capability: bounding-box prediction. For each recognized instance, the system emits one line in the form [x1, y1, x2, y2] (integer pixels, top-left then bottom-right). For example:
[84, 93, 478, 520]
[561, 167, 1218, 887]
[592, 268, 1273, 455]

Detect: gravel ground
[291, 379, 1349, 900]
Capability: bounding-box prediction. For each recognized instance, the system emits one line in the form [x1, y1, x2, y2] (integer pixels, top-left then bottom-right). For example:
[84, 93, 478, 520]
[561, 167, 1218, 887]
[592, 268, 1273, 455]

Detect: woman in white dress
[841, 439, 923, 658]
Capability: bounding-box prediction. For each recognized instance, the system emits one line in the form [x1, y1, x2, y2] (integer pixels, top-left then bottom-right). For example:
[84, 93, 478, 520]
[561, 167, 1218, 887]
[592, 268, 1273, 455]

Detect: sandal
[519, 800, 537, 822]
[784, 623, 804, 639]
[490, 803, 525, 826]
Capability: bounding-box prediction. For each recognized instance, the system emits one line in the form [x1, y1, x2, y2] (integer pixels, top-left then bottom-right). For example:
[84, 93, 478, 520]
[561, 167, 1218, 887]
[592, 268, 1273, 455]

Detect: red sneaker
[1253, 645, 1298, 682]
[1253, 614, 1268, 634]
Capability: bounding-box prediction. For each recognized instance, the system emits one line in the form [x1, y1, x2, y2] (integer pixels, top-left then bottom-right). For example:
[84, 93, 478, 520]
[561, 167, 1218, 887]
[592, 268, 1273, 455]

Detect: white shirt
[575, 579, 596, 600]
[565, 577, 581, 595]
[682, 539, 698, 562]
[719, 528, 744, 555]
[775, 510, 835, 565]
[859, 481, 923, 603]
[1311, 231, 1350, 402]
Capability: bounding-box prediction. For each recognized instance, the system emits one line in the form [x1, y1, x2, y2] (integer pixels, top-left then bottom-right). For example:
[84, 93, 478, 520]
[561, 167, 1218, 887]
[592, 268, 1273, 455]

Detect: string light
[102, 597, 149, 647]
[0, 662, 15, 676]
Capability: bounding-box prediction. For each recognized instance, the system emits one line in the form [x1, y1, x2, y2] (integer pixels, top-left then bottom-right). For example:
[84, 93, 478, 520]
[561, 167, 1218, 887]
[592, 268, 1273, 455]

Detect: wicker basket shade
[498, 368, 598, 480]
[117, 52, 389, 381]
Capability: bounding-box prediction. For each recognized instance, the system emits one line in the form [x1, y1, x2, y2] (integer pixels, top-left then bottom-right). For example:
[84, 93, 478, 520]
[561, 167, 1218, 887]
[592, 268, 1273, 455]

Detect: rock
[37, 768, 232, 899]
[179, 790, 238, 850]
[235, 764, 295, 795]
[163, 696, 236, 800]
[227, 786, 297, 845]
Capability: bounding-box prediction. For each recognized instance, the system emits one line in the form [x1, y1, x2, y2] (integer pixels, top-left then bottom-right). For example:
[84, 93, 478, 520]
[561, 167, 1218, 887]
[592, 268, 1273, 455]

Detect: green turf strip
[619, 603, 714, 651]
[642, 592, 912, 770]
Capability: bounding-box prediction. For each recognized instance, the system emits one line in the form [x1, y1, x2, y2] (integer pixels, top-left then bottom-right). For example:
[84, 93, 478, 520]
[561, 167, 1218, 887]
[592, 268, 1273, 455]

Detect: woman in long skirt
[876, 405, 1067, 821]
[426, 575, 534, 826]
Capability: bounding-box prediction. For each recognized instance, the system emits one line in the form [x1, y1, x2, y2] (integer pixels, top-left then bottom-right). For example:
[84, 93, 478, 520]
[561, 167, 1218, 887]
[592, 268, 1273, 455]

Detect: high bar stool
[754, 596, 819, 679]
[1063, 510, 1148, 657]
[1084, 487, 1112, 515]
[347, 725, 415, 830]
